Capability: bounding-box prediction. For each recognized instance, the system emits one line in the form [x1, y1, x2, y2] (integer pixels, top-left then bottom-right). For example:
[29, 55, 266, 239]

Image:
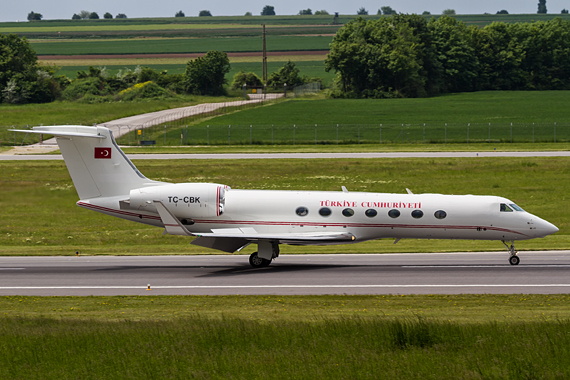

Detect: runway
[1, 251, 569, 296]
[2, 151, 570, 160]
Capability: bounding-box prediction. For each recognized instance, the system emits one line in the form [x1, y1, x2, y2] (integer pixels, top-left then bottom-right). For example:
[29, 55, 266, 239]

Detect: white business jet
[13, 126, 558, 267]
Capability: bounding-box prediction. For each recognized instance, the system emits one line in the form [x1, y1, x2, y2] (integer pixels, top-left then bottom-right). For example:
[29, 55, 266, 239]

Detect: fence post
[467, 123, 470, 144]
[228, 125, 231, 145]
[336, 124, 339, 145]
[293, 124, 296, 145]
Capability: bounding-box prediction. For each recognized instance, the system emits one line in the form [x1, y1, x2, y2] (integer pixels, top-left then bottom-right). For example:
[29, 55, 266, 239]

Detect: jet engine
[127, 183, 228, 219]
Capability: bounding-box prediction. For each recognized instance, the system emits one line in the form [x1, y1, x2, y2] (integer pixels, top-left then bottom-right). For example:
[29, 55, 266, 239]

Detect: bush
[231, 71, 263, 90]
[61, 77, 111, 101]
[117, 81, 172, 101]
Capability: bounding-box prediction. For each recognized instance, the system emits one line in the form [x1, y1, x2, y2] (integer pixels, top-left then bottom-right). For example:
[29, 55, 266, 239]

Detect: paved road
[2, 151, 570, 161]
[1, 251, 569, 296]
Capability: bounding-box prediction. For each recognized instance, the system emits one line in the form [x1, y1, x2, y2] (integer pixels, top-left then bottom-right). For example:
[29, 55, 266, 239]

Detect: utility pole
[262, 24, 267, 83]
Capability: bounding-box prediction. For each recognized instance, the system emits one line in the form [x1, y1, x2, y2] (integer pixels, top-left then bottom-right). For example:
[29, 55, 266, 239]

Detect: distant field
[193, 91, 570, 126]
[48, 61, 334, 85]
[30, 35, 332, 55]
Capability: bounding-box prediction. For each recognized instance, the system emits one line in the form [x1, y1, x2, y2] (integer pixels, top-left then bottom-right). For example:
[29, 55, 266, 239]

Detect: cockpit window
[500, 203, 513, 212]
[510, 204, 524, 212]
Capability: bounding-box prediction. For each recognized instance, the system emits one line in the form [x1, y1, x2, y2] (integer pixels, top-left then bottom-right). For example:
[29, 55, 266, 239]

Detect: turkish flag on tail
[94, 147, 111, 159]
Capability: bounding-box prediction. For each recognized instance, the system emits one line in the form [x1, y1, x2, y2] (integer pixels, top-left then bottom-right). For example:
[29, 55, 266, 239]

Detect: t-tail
[10, 125, 165, 199]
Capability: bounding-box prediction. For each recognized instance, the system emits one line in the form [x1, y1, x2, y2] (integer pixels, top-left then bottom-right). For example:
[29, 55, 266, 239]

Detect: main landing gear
[502, 240, 520, 266]
[249, 252, 272, 268]
[249, 241, 280, 268]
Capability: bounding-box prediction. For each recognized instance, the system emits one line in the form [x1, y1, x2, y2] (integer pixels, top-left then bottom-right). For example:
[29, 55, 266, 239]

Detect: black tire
[249, 252, 271, 268]
[509, 255, 520, 266]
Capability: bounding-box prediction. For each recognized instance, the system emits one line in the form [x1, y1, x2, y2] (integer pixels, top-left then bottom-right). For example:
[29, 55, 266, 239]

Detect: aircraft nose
[535, 218, 559, 237]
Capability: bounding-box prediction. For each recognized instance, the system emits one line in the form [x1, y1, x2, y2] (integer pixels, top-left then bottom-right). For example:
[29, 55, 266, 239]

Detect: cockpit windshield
[500, 203, 524, 212]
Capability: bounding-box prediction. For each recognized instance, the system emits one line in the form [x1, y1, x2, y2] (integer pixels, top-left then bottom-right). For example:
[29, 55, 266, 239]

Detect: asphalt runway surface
[2, 151, 570, 160]
[1, 251, 569, 296]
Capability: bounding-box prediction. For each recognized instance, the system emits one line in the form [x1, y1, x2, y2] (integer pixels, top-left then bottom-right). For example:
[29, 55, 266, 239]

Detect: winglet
[342, 186, 348, 193]
[153, 201, 193, 236]
[406, 188, 413, 195]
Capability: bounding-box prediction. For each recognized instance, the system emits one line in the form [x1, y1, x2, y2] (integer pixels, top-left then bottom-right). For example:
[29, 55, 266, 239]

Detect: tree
[183, 51, 230, 96]
[175, 10, 185, 17]
[563, 9, 569, 14]
[357, 7, 368, 15]
[428, 15, 478, 93]
[422, 11, 431, 15]
[104, 12, 113, 19]
[381, 6, 396, 15]
[538, 0, 547, 14]
[267, 61, 305, 87]
[0, 34, 60, 104]
[261, 6, 275, 16]
[298, 9, 312, 15]
[89, 12, 99, 19]
[442, 9, 456, 15]
[497, 10, 509, 14]
[244, 12, 252, 16]
[116, 13, 128, 18]
[231, 71, 263, 90]
[325, 15, 440, 98]
[27, 11, 43, 21]
[199, 10, 212, 17]
[314, 10, 329, 15]
[79, 10, 90, 19]
[72, 14, 81, 20]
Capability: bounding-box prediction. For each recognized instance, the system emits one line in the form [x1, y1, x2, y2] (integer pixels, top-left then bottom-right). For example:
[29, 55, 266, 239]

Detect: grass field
[30, 35, 332, 55]
[46, 60, 335, 85]
[0, 157, 567, 255]
[131, 92, 570, 145]
[1, 295, 570, 379]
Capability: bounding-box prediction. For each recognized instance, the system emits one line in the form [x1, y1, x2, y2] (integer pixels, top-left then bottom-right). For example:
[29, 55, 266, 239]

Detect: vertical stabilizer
[13, 126, 163, 199]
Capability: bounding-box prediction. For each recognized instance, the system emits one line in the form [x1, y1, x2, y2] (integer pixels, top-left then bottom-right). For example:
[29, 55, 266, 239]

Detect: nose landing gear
[502, 240, 520, 265]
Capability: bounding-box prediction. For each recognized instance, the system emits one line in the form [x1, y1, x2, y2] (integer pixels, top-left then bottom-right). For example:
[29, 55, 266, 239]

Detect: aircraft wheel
[509, 255, 520, 266]
[249, 252, 271, 268]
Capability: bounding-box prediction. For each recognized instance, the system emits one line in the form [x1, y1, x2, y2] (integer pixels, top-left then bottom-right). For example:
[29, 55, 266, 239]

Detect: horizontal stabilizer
[10, 126, 107, 139]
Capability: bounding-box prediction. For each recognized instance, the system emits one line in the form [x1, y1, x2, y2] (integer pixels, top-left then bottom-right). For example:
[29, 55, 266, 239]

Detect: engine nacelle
[128, 183, 228, 219]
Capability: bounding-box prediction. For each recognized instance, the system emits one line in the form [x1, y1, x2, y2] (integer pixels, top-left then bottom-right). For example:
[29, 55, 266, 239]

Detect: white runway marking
[401, 265, 570, 268]
[0, 268, 25, 270]
[1, 284, 570, 290]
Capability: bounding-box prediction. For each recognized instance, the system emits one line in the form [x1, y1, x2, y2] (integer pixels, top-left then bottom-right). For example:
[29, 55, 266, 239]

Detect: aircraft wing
[191, 228, 356, 253]
[152, 200, 356, 252]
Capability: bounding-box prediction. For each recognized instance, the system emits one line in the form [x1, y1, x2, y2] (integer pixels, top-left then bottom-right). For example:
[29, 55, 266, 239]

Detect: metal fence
[131, 122, 569, 146]
[2, 122, 568, 146]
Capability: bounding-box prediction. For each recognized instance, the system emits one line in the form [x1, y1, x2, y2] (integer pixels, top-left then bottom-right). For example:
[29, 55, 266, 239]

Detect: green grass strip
[1, 295, 570, 379]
